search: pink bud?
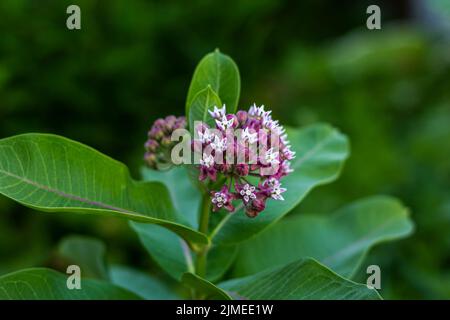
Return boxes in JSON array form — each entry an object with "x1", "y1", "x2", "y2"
[
  {"x1": 161, "y1": 136, "x2": 172, "y2": 147},
  {"x1": 145, "y1": 139, "x2": 159, "y2": 152},
  {"x1": 245, "y1": 197, "x2": 266, "y2": 218},
  {"x1": 236, "y1": 164, "x2": 249, "y2": 176},
  {"x1": 236, "y1": 110, "x2": 248, "y2": 125},
  {"x1": 144, "y1": 152, "x2": 157, "y2": 169},
  {"x1": 154, "y1": 118, "x2": 165, "y2": 127}
]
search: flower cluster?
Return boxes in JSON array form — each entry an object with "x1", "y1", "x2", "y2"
[
  {"x1": 144, "y1": 115, "x2": 186, "y2": 169},
  {"x1": 194, "y1": 104, "x2": 295, "y2": 218}
]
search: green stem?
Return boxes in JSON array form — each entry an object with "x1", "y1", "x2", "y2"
[
  {"x1": 196, "y1": 194, "x2": 211, "y2": 278},
  {"x1": 198, "y1": 194, "x2": 211, "y2": 236}
]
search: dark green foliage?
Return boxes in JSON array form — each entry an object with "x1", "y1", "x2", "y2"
[{"x1": 0, "y1": 0, "x2": 448, "y2": 299}]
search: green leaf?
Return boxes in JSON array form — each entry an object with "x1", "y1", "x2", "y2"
[
  {"x1": 0, "y1": 134, "x2": 208, "y2": 248},
  {"x1": 181, "y1": 272, "x2": 232, "y2": 300},
  {"x1": 186, "y1": 49, "x2": 240, "y2": 120},
  {"x1": 233, "y1": 196, "x2": 414, "y2": 278},
  {"x1": 141, "y1": 166, "x2": 201, "y2": 228},
  {"x1": 0, "y1": 268, "x2": 140, "y2": 300},
  {"x1": 58, "y1": 235, "x2": 108, "y2": 280},
  {"x1": 137, "y1": 166, "x2": 236, "y2": 282},
  {"x1": 219, "y1": 259, "x2": 381, "y2": 300},
  {"x1": 130, "y1": 222, "x2": 195, "y2": 281},
  {"x1": 205, "y1": 245, "x2": 238, "y2": 282},
  {"x1": 188, "y1": 86, "x2": 222, "y2": 133},
  {"x1": 130, "y1": 222, "x2": 237, "y2": 282},
  {"x1": 209, "y1": 123, "x2": 350, "y2": 245},
  {"x1": 109, "y1": 265, "x2": 179, "y2": 300}
]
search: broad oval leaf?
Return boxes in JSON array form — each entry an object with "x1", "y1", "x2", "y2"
[
  {"x1": 0, "y1": 134, "x2": 208, "y2": 247},
  {"x1": 186, "y1": 49, "x2": 240, "y2": 120},
  {"x1": 138, "y1": 166, "x2": 236, "y2": 282},
  {"x1": 209, "y1": 123, "x2": 350, "y2": 245},
  {"x1": 58, "y1": 235, "x2": 108, "y2": 280},
  {"x1": 0, "y1": 268, "x2": 140, "y2": 300},
  {"x1": 206, "y1": 245, "x2": 238, "y2": 282},
  {"x1": 141, "y1": 166, "x2": 201, "y2": 228},
  {"x1": 219, "y1": 259, "x2": 381, "y2": 300},
  {"x1": 233, "y1": 196, "x2": 414, "y2": 278},
  {"x1": 110, "y1": 265, "x2": 179, "y2": 300},
  {"x1": 130, "y1": 222, "x2": 195, "y2": 281},
  {"x1": 58, "y1": 235, "x2": 180, "y2": 299},
  {"x1": 189, "y1": 86, "x2": 222, "y2": 133},
  {"x1": 131, "y1": 222, "x2": 237, "y2": 282}
]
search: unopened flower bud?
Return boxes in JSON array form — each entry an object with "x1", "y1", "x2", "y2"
[
  {"x1": 144, "y1": 115, "x2": 187, "y2": 170},
  {"x1": 161, "y1": 136, "x2": 172, "y2": 147},
  {"x1": 236, "y1": 110, "x2": 248, "y2": 125},
  {"x1": 164, "y1": 115, "x2": 177, "y2": 131},
  {"x1": 149, "y1": 127, "x2": 164, "y2": 139},
  {"x1": 236, "y1": 164, "x2": 249, "y2": 176},
  {"x1": 145, "y1": 139, "x2": 159, "y2": 152},
  {"x1": 245, "y1": 197, "x2": 266, "y2": 218},
  {"x1": 174, "y1": 117, "x2": 187, "y2": 129},
  {"x1": 154, "y1": 118, "x2": 165, "y2": 127},
  {"x1": 144, "y1": 152, "x2": 157, "y2": 169},
  {"x1": 218, "y1": 163, "x2": 233, "y2": 174}
]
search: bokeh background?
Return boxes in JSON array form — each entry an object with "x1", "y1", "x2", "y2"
[{"x1": 1, "y1": 0, "x2": 449, "y2": 299}]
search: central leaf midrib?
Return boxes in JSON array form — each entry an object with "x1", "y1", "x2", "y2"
[
  {"x1": 0, "y1": 168, "x2": 140, "y2": 216},
  {"x1": 202, "y1": 89, "x2": 211, "y2": 123}
]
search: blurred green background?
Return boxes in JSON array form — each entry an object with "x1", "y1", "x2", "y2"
[{"x1": 0, "y1": 0, "x2": 449, "y2": 299}]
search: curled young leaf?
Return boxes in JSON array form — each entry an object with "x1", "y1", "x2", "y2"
[{"x1": 186, "y1": 49, "x2": 240, "y2": 120}]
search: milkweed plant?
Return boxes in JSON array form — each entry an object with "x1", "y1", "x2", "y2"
[{"x1": 0, "y1": 50, "x2": 414, "y2": 300}]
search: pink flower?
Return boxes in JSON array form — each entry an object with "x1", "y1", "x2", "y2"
[
  {"x1": 199, "y1": 166, "x2": 217, "y2": 181},
  {"x1": 216, "y1": 114, "x2": 237, "y2": 131},
  {"x1": 199, "y1": 153, "x2": 217, "y2": 181},
  {"x1": 190, "y1": 103, "x2": 296, "y2": 218},
  {"x1": 241, "y1": 128, "x2": 258, "y2": 144},
  {"x1": 236, "y1": 183, "x2": 257, "y2": 203},
  {"x1": 208, "y1": 105, "x2": 226, "y2": 119},
  {"x1": 198, "y1": 127, "x2": 214, "y2": 144},
  {"x1": 261, "y1": 178, "x2": 287, "y2": 201},
  {"x1": 211, "y1": 186, "x2": 235, "y2": 212},
  {"x1": 235, "y1": 164, "x2": 249, "y2": 176}
]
